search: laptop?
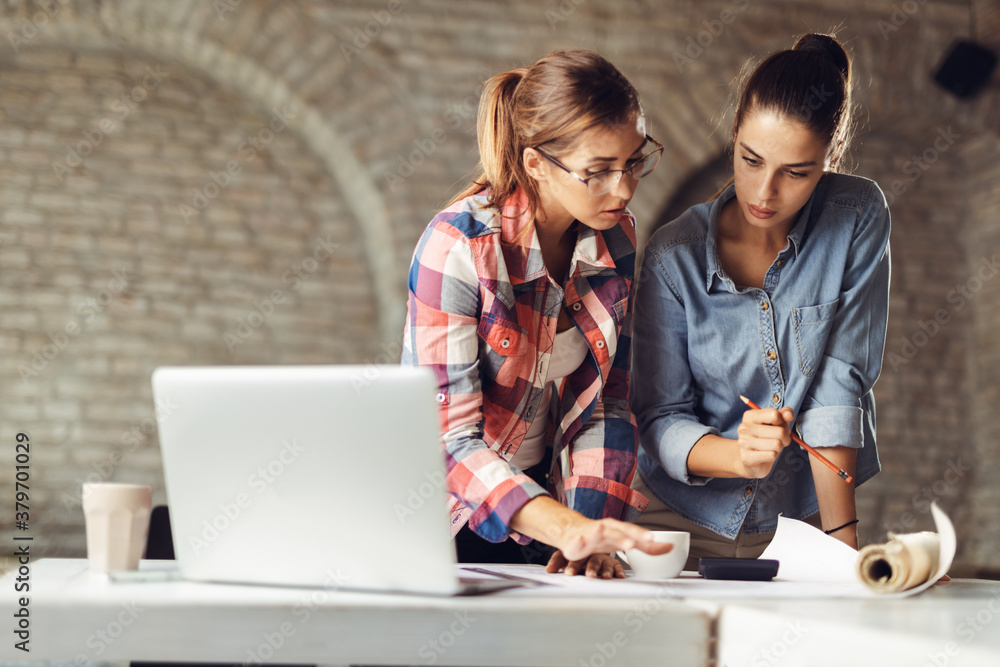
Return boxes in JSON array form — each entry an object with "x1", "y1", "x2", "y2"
[{"x1": 152, "y1": 364, "x2": 530, "y2": 595}]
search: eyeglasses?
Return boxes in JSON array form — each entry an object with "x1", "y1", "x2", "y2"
[{"x1": 535, "y1": 135, "x2": 664, "y2": 196}]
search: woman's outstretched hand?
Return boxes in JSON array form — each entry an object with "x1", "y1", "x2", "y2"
[
  {"x1": 510, "y1": 497, "x2": 672, "y2": 578},
  {"x1": 544, "y1": 516, "x2": 673, "y2": 578}
]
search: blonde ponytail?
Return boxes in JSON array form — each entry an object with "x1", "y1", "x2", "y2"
[
  {"x1": 448, "y1": 50, "x2": 643, "y2": 223},
  {"x1": 450, "y1": 69, "x2": 529, "y2": 210}
]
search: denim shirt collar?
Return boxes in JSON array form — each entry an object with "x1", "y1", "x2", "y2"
[{"x1": 704, "y1": 180, "x2": 821, "y2": 293}]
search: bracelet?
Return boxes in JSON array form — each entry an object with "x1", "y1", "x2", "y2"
[{"x1": 824, "y1": 518, "x2": 859, "y2": 535}]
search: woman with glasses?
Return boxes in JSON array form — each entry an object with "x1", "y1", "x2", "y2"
[
  {"x1": 630, "y1": 33, "x2": 890, "y2": 568},
  {"x1": 402, "y1": 50, "x2": 669, "y2": 578}
]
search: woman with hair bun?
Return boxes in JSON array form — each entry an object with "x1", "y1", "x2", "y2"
[
  {"x1": 631, "y1": 33, "x2": 890, "y2": 567},
  {"x1": 402, "y1": 50, "x2": 671, "y2": 577}
]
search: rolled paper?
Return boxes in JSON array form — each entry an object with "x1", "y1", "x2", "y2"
[{"x1": 856, "y1": 531, "x2": 941, "y2": 593}]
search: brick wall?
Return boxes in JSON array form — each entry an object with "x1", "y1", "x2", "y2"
[
  {"x1": 858, "y1": 122, "x2": 977, "y2": 552},
  {"x1": 0, "y1": 36, "x2": 379, "y2": 553},
  {"x1": 0, "y1": 0, "x2": 997, "y2": 570},
  {"x1": 962, "y1": 136, "x2": 1000, "y2": 567}
]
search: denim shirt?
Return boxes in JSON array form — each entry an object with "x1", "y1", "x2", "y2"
[{"x1": 630, "y1": 173, "x2": 890, "y2": 538}]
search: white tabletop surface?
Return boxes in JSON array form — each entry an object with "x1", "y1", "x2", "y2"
[
  {"x1": 717, "y1": 579, "x2": 1000, "y2": 667},
  {"x1": 0, "y1": 558, "x2": 713, "y2": 666},
  {"x1": 5, "y1": 558, "x2": 1000, "y2": 666}
]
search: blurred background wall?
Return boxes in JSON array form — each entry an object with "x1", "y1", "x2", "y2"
[{"x1": 0, "y1": 0, "x2": 998, "y2": 574}]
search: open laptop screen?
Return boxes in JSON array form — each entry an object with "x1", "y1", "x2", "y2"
[{"x1": 153, "y1": 364, "x2": 467, "y2": 595}]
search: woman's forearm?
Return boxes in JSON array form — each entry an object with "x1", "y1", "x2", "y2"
[
  {"x1": 509, "y1": 495, "x2": 589, "y2": 551},
  {"x1": 686, "y1": 434, "x2": 743, "y2": 478},
  {"x1": 810, "y1": 445, "x2": 859, "y2": 548}
]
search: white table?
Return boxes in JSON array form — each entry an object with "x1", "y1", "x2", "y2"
[
  {"x1": 717, "y1": 579, "x2": 1000, "y2": 667},
  {"x1": 6, "y1": 560, "x2": 1000, "y2": 667},
  {"x1": 0, "y1": 559, "x2": 713, "y2": 666}
]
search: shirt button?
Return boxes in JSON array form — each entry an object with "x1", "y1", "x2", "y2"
[
  {"x1": 772, "y1": 393, "x2": 780, "y2": 404},
  {"x1": 596, "y1": 340, "x2": 605, "y2": 349},
  {"x1": 776, "y1": 260, "x2": 784, "y2": 267},
  {"x1": 500, "y1": 338, "x2": 510, "y2": 349},
  {"x1": 436, "y1": 392, "x2": 446, "y2": 403},
  {"x1": 572, "y1": 302, "x2": 582, "y2": 311},
  {"x1": 767, "y1": 349, "x2": 777, "y2": 361},
  {"x1": 744, "y1": 485, "x2": 753, "y2": 497},
  {"x1": 761, "y1": 301, "x2": 769, "y2": 311}
]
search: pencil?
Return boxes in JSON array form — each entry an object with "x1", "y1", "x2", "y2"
[{"x1": 738, "y1": 395, "x2": 853, "y2": 484}]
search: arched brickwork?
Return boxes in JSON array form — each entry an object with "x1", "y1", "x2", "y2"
[{"x1": 0, "y1": 0, "x2": 998, "y2": 569}]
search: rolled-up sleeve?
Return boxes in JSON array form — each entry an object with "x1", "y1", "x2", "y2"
[
  {"x1": 401, "y1": 218, "x2": 547, "y2": 543},
  {"x1": 798, "y1": 185, "x2": 891, "y2": 448}
]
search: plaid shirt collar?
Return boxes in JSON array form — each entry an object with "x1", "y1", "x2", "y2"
[{"x1": 496, "y1": 188, "x2": 621, "y2": 285}]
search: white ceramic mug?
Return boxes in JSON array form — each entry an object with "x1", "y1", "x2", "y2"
[
  {"x1": 82, "y1": 483, "x2": 152, "y2": 573},
  {"x1": 617, "y1": 531, "x2": 690, "y2": 579}
]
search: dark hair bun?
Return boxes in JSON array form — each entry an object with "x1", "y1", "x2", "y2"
[{"x1": 793, "y1": 33, "x2": 849, "y2": 80}]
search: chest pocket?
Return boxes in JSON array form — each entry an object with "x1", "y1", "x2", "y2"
[
  {"x1": 477, "y1": 312, "x2": 527, "y2": 386},
  {"x1": 479, "y1": 317, "x2": 525, "y2": 355},
  {"x1": 610, "y1": 296, "x2": 629, "y2": 323},
  {"x1": 792, "y1": 299, "x2": 839, "y2": 377}
]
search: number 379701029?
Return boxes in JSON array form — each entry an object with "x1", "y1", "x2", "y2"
[{"x1": 15, "y1": 432, "x2": 30, "y2": 523}]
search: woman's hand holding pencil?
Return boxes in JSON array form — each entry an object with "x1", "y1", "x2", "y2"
[
  {"x1": 733, "y1": 398, "x2": 797, "y2": 479},
  {"x1": 739, "y1": 395, "x2": 854, "y2": 484}
]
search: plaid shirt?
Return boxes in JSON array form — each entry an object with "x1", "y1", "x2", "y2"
[{"x1": 402, "y1": 189, "x2": 648, "y2": 544}]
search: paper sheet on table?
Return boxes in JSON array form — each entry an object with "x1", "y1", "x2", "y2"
[
  {"x1": 759, "y1": 514, "x2": 861, "y2": 584},
  {"x1": 461, "y1": 565, "x2": 869, "y2": 599},
  {"x1": 466, "y1": 504, "x2": 955, "y2": 599},
  {"x1": 760, "y1": 501, "x2": 956, "y2": 598}
]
